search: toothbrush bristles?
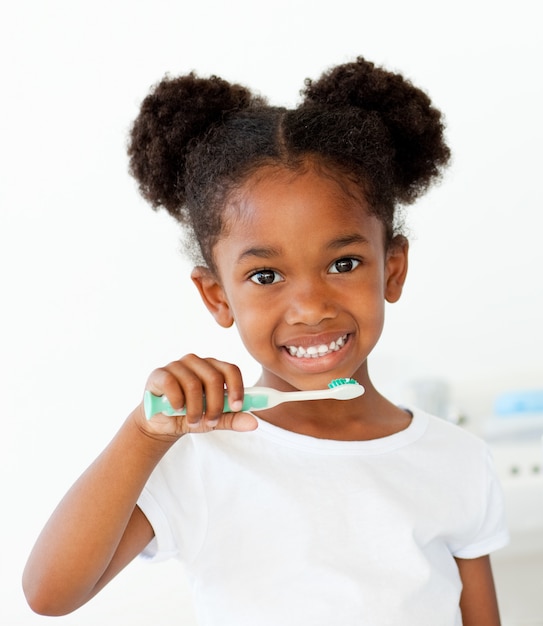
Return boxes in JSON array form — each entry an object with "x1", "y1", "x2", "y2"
[{"x1": 328, "y1": 378, "x2": 359, "y2": 388}]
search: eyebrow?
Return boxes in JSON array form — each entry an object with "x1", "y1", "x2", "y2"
[
  {"x1": 237, "y1": 246, "x2": 282, "y2": 263},
  {"x1": 326, "y1": 233, "x2": 370, "y2": 249},
  {"x1": 236, "y1": 234, "x2": 369, "y2": 264}
]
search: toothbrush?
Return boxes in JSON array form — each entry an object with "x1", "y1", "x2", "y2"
[{"x1": 144, "y1": 378, "x2": 364, "y2": 420}]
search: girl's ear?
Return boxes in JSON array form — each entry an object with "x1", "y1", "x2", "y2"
[
  {"x1": 191, "y1": 266, "x2": 234, "y2": 328},
  {"x1": 384, "y1": 236, "x2": 409, "y2": 303}
]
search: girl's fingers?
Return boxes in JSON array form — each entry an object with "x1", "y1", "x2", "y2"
[
  {"x1": 145, "y1": 355, "x2": 248, "y2": 434},
  {"x1": 171, "y1": 355, "x2": 242, "y2": 424},
  {"x1": 202, "y1": 358, "x2": 244, "y2": 414},
  {"x1": 146, "y1": 361, "x2": 202, "y2": 417}
]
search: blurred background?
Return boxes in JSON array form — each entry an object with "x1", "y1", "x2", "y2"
[{"x1": 1, "y1": 0, "x2": 541, "y2": 624}]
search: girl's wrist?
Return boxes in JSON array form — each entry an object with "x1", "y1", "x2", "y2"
[{"x1": 126, "y1": 406, "x2": 181, "y2": 460}]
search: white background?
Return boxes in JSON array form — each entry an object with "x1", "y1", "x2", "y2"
[{"x1": 1, "y1": 0, "x2": 541, "y2": 624}]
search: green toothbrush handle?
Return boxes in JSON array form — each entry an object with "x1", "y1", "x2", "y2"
[{"x1": 143, "y1": 390, "x2": 268, "y2": 420}]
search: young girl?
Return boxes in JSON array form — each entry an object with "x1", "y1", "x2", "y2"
[{"x1": 23, "y1": 57, "x2": 509, "y2": 625}]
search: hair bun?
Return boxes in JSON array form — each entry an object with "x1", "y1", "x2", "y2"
[
  {"x1": 301, "y1": 56, "x2": 450, "y2": 203},
  {"x1": 128, "y1": 73, "x2": 260, "y2": 218}
]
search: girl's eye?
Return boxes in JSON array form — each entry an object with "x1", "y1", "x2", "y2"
[
  {"x1": 329, "y1": 258, "x2": 360, "y2": 274},
  {"x1": 249, "y1": 269, "x2": 283, "y2": 285}
]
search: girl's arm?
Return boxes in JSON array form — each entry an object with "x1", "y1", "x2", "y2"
[
  {"x1": 456, "y1": 555, "x2": 501, "y2": 626},
  {"x1": 23, "y1": 409, "x2": 172, "y2": 615},
  {"x1": 23, "y1": 355, "x2": 257, "y2": 616}
]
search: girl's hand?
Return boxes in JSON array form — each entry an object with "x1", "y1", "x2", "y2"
[{"x1": 136, "y1": 354, "x2": 258, "y2": 439}]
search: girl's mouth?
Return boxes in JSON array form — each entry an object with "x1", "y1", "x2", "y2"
[{"x1": 285, "y1": 334, "x2": 348, "y2": 359}]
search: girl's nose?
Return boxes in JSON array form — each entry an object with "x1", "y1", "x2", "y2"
[{"x1": 284, "y1": 281, "x2": 338, "y2": 326}]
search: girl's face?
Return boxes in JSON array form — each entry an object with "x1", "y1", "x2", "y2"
[{"x1": 192, "y1": 165, "x2": 408, "y2": 392}]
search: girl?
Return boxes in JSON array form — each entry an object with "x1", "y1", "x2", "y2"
[{"x1": 23, "y1": 57, "x2": 508, "y2": 625}]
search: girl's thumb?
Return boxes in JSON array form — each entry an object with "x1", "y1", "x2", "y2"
[{"x1": 220, "y1": 412, "x2": 258, "y2": 432}]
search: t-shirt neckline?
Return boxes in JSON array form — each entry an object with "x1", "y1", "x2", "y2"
[{"x1": 249, "y1": 409, "x2": 429, "y2": 455}]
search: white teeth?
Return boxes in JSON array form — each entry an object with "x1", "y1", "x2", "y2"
[{"x1": 286, "y1": 335, "x2": 347, "y2": 358}]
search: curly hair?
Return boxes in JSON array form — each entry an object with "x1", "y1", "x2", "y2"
[{"x1": 127, "y1": 57, "x2": 450, "y2": 269}]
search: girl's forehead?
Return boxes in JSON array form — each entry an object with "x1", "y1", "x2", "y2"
[
  {"x1": 225, "y1": 164, "x2": 372, "y2": 227},
  {"x1": 217, "y1": 164, "x2": 386, "y2": 257}
]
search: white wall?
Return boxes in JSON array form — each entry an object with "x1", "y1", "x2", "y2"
[{"x1": 1, "y1": 1, "x2": 541, "y2": 623}]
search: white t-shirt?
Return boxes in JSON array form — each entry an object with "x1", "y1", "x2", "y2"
[{"x1": 137, "y1": 409, "x2": 509, "y2": 626}]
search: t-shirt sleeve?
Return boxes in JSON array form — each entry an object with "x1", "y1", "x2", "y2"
[
  {"x1": 136, "y1": 435, "x2": 208, "y2": 563},
  {"x1": 137, "y1": 488, "x2": 179, "y2": 561},
  {"x1": 451, "y1": 446, "x2": 509, "y2": 559}
]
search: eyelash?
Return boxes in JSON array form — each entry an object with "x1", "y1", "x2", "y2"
[
  {"x1": 248, "y1": 258, "x2": 361, "y2": 285},
  {"x1": 249, "y1": 269, "x2": 283, "y2": 285},
  {"x1": 328, "y1": 257, "x2": 361, "y2": 274}
]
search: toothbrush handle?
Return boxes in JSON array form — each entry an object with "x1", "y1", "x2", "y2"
[{"x1": 143, "y1": 390, "x2": 268, "y2": 420}]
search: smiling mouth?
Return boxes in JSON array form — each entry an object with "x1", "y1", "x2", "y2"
[{"x1": 285, "y1": 334, "x2": 348, "y2": 359}]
